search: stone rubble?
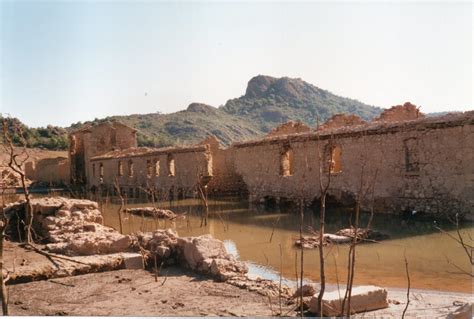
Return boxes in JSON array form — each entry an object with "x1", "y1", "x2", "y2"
[
  {"x1": 4, "y1": 197, "x2": 134, "y2": 256},
  {"x1": 136, "y1": 230, "x2": 248, "y2": 282},
  {"x1": 124, "y1": 207, "x2": 178, "y2": 219}
]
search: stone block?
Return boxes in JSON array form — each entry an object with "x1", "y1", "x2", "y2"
[
  {"x1": 122, "y1": 253, "x2": 144, "y2": 270},
  {"x1": 309, "y1": 285, "x2": 388, "y2": 316}
]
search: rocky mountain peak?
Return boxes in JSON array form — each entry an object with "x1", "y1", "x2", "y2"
[
  {"x1": 186, "y1": 103, "x2": 216, "y2": 114},
  {"x1": 244, "y1": 75, "x2": 277, "y2": 98}
]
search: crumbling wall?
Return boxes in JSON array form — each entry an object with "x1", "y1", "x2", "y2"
[
  {"x1": 266, "y1": 121, "x2": 310, "y2": 137},
  {"x1": 27, "y1": 157, "x2": 70, "y2": 185},
  {"x1": 375, "y1": 102, "x2": 424, "y2": 122},
  {"x1": 233, "y1": 113, "x2": 474, "y2": 219},
  {"x1": 317, "y1": 114, "x2": 367, "y2": 131}
]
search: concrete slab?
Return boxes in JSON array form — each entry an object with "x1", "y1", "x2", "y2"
[{"x1": 309, "y1": 285, "x2": 388, "y2": 316}]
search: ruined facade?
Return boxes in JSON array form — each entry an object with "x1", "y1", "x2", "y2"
[
  {"x1": 232, "y1": 110, "x2": 474, "y2": 219},
  {"x1": 68, "y1": 104, "x2": 474, "y2": 220},
  {"x1": 88, "y1": 145, "x2": 213, "y2": 199}
]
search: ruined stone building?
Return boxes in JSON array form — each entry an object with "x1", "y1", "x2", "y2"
[
  {"x1": 66, "y1": 104, "x2": 473, "y2": 220},
  {"x1": 69, "y1": 121, "x2": 137, "y2": 184}
]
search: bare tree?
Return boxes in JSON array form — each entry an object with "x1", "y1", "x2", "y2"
[
  {"x1": 435, "y1": 213, "x2": 473, "y2": 278},
  {"x1": 402, "y1": 250, "x2": 410, "y2": 319},
  {"x1": 0, "y1": 208, "x2": 8, "y2": 315},
  {"x1": 113, "y1": 177, "x2": 124, "y2": 234},
  {"x1": 2, "y1": 117, "x2": 33, "y2": 243},
  {"x1": 315, "y1": 132, "x2": 333, "y2": 317}
]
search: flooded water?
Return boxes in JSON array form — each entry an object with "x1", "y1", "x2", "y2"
[{"x1": 97, "y1": 197, "x2": 473, "y2": 293}]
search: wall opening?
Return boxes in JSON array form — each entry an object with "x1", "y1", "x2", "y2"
[
  {"x1": 167, "y1": 154, "x2": 175, "y2": 177},
  {"x1": 280, "y1": 146, "x2": 294, "y2": 176},
  {"x1": 146, "y1": 159, "x2": 152, "y2": 177},
  {"x1": 118, "y1": 161, "x2": 123, "y2": 176},
  {"x1": 404, "y1": 138, "x2": 420, "y2": 173},
  {"x1": 99, "y1": 163, "x2": 104, "y2": 178},
  {"x1": 92, "y1": 164, "x2": 96, "y2": 178},
  {"x1": 330, "y1": 145, "x2": 342, "y2": 174},
  {"x1": 154, "y1": 159, "x2": 160, "y2": 176},
  {"x1": 128, "y1": 159, "x2": 134, "y2": 177}
]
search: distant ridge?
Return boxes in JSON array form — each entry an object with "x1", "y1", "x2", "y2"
[
  {"x1": 68, "y1": 75, "x2": 383, "y2": 147},
  {"x1": 5, "y1": 75, "x2": 384, "y2": 149}
]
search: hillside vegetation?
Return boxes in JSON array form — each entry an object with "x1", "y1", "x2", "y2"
[
  {"x1": 7, "y1": 75, "x2": 383, "y2": 149},
  {"x1": 0, "y1": 116, "x2": 68, "y2": 150}
]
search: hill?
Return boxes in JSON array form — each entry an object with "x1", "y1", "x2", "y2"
[
  {"x1": 0, "y1": 116, "x2": 69, "y2": 150},
  {"x1": 69, "y1": 75, "x2": 382, "y2": 147}
]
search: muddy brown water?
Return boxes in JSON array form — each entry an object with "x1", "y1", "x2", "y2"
[{"x1": 95, "y1": 197, "x2": 473, "y2": 294}]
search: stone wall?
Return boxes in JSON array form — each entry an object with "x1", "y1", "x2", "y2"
[
  {"x1": 232, "y1": 112, "x2": 474, "y2": 219},
  {"x1": 201, "y1": 136, "x2": 247, "y2": 196},
  {"x1": 25, "y1": 157, "x2": 70, "y2": 185},
  {"x1": 89, "y1": 145, "x2": 212, "y2": 200}
]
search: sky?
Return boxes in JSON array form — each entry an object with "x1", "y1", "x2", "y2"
[{"x1": 1, "y1": 1, "x2": 472, "y2": 128}]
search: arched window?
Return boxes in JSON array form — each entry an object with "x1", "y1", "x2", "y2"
[
  {"x1": 146, "y1": 159, "x2": 152, "y2": 177},
  {"x1": 167, "y1": 154, "x2": 175, "y2": 176},
  {"x1": 154, "y1": 159, "x2": 160, "y2": 176},
  {"x1": 280, "y1": 146, "x2": 294, "y2": 176},
  {"x1": 128, "y1": 159, "x2": 134, "y2": 177},
  {"x1": 330, "y1": 146, "x2": 342, "y2": 174},
  {"x1": 118, "y1": 161, "x2": 123, "y2": 176}
]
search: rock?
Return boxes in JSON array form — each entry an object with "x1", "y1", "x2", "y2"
[
  {"x1": 124, "y1": 207, "x2": 178, "y2": 219},
  {"x1": 324, "y1": 233, "x2": 352, "y2": 244},
  {"x1": 309, "y1": 286, "x2": 388, "y2": 316},
  {"x1": 210, "y1": 258, "x2": 248, "y2": 281},
  {"x1": 182, "y1": 235, "x2": 227, "y2": 269},
  {"x1": 335, "y1": 228, "x2": 390, "y2": 242},
  {"x1": 292, "y1": 284, "x2": 317, "y2": 299},
  {"x1": 447, "y1": 303, "x2": 473, "y2": 319}
]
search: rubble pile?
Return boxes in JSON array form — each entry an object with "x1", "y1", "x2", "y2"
[
  {"x1": 4, "y1": 197, "x2": 134, "y2": 256},
  {"x1": 137, "y1": 231, "x2": 248, "y2": 282},
  {"x1": 124, "y1": 207, "x2": 178, "y2": 219},
  {"x1": 135, "y1": 229, "x2": 180, "y2": 262}
]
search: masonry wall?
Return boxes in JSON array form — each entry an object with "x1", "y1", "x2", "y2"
[
  {"x1": 89, "y1": 147, "x2": 212, "y2": 200},
  {"x1": 204, "y1": 137, "x2": 247, "y2": 196},
  {"x1": 34, "y1": 157, "x2": 70, "y2": 185},
  {"x1": 233, "y1": 122, "x2": 474, "y2": 219}
]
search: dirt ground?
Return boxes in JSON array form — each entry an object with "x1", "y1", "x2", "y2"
[
  {"x1": 3, "y1": 239, "x2": 473, "y2": 317},
  {"x1": 7, "y1": 268, "x2": 295, "y2": 317},
  {"x1": 6, "y1": 266, "x2": 472, "y2": 317}
]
